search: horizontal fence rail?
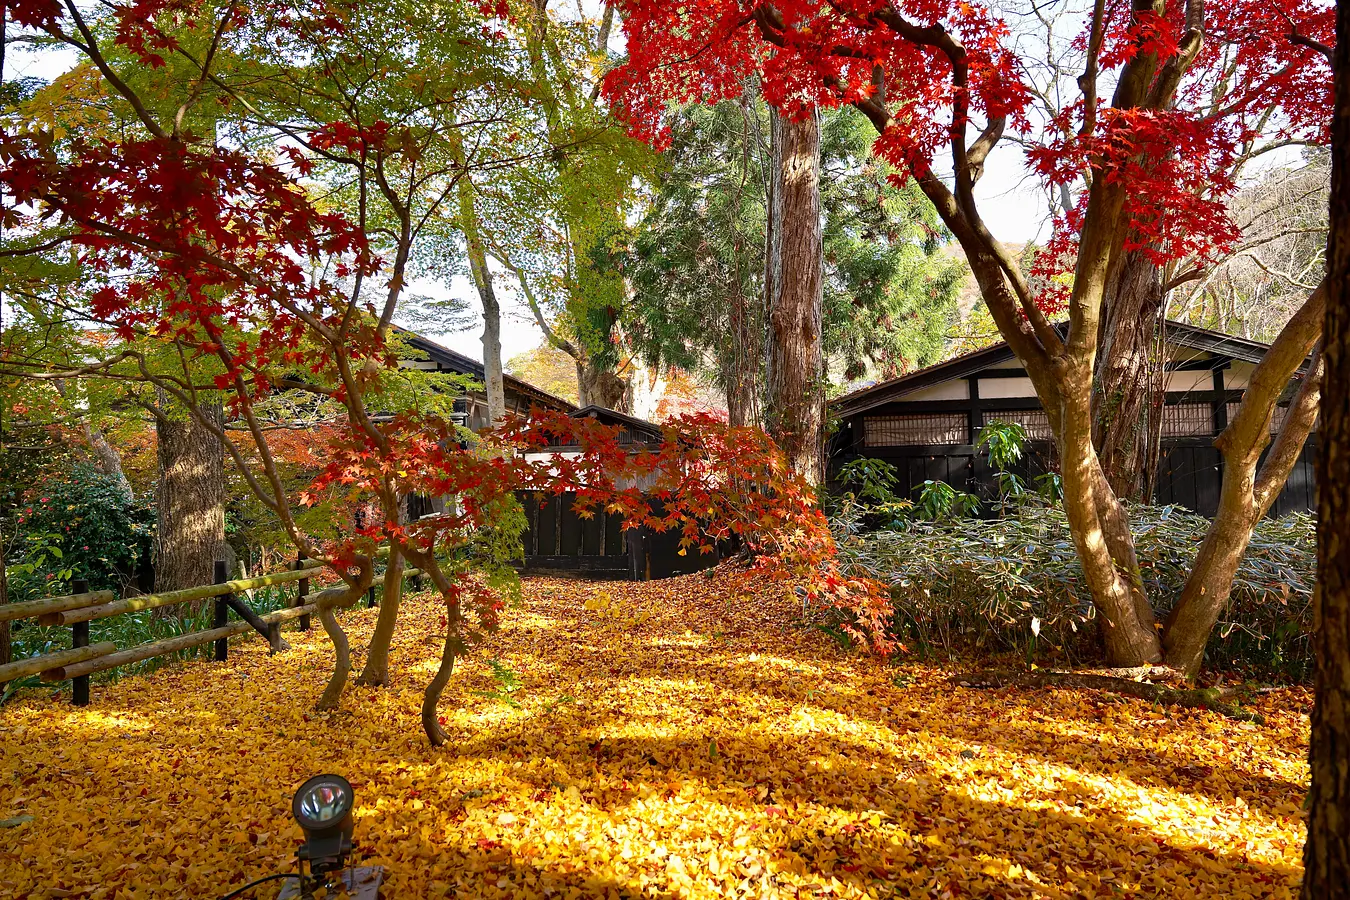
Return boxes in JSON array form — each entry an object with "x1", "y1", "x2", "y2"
[{"x1": 0, "y1": 548, "x2": 413, "y2": 706}]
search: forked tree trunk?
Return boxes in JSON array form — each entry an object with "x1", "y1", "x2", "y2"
[
  {"x1": 1055, "y1": 357, "x2": 1164, "y2": 666},
  {"x1": 1093, "y1": 250, "x2": 1165, "y2": 501},
  {"x1": 154, "y1": 393, "x2": 226, "y2": 596},
  {"x1": 1163, "y1": 284, "x2": 1326, "y2": 676},
  {"x1": 1301, "y1": 4, "x2": 1349, "y2": 890},
  {"x1": 764, "y1": 107, "x2": 824, "y2": 484}
]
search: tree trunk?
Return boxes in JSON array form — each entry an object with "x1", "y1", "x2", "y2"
[
  {"x1": 0, "y1": 532, "x2": 9, "y2": 667},
  {"x1": 356, "y1": 546, "x2": 404, "y2": 687},
  {"x1": 52, "y1": 380, "x2": 132, "y2": 498},
  {"x1": 725, "y1": 268, "x2": 762, "y2": 428},
  {"x1": 1163, "y1": 283, "x2": 1325, "y2": 677},
  {"x1": 1056, "y1": 358, "x2": 1164, "y2": 666},
  {"x1": 460, "y1": 181, "x2": 506, "y2": 425},
  {"x1": 154, "y1": 393, "x2": 226, "y2": 596},
  {"x1": 1301, "y1": 1, "x2": 1350, "y2": 890},
  {"x1": 577, "y1": 360, "x2": 628, "y2": 410},
  {"x1": 1093, "y1": 250, "x2": 1165, "y2": 501},
  {"x1": 764, "y1": 107, "x2": 824, "y2": 484}
]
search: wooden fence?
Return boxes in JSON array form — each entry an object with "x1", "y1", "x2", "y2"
[{"x1": 0, "y1": 551, "x2": 417, "y2": 707}]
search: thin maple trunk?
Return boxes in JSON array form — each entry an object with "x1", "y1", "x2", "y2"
[
  {"x1": 1163, "y1": 283, "x2": 1326, "y2": 677},
  {"x1": 357, "y1": 546, "x2": 405, "y2": 687},
  {"x1": 0, "y1": 531, "x2": 9, "y2": 668},
  {"x1": 764, "y1": 107, "x2": 824, "y2": 484},
  {"x1": 1304, "y1": 3, "x2": 1350, "y2": 882},
  {"x1": 1093, "y1": 250, "x2": 1165, "y2": 501},
  {"x1": 726, "y1": 275, "x2": 760, "y2": 428},
  {"x1": 54, "y1": 380, "x2": 132, "y2": 497},
  {"x1": 153, "y1": 391, "x2": 226, "y2": 600},
  {"x1": 459, "y1": 181, "x2": 506, "y2": 425},
  {"x1": 315, "y1": 603, "x2": 351, "y2": 709}
]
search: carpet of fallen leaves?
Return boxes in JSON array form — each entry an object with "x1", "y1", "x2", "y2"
[{"x1": 0, "y1": 569, "x2": 1312, "y2": 899}]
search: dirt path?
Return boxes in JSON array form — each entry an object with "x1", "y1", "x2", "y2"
[{"x1": 0, "y1": 571, "x2": 1311, "y2": 898}]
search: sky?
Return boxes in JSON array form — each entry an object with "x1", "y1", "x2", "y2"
[{"x1": 1, "y1": 12, "x2": 1062, "y2": 369}]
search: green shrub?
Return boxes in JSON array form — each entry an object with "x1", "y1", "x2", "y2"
[
  {"x1": 835, "y1": 505, "x2": 1315, "y2": 681},
  {"x1": 4, "y1": 465, "x2": 154, "y2": 601}
]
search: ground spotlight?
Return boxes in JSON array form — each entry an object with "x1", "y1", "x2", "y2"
[
  {"x1": 292, "y1": 774, "x2": 355, "y2": 875},
  {"x1": 275, "y1": 774, "x2": 382, "y2": 899}
]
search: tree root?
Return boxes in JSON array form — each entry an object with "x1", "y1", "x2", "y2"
[{"x1": 951, "y1": 669, "x2": 1265, "y2": 724}]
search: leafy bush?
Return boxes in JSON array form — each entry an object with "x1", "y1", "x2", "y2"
[
  {"x1": 4, "y1": 465, "x2": 154, "y2": 601},
  {"x1": 835, "y1": 505, "x2": 1315, "y2": 681}
]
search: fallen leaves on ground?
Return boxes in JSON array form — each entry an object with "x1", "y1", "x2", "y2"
[{"x1": 0, "y1": 570, "x2": 1310, "y2": 899}]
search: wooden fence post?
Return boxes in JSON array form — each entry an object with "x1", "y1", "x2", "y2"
[
  {"x1": 213, "y1": 561, "x2": 229, "y2": 662},
  {"x1": 295, "y1": 553, "x2": 311, "y2": 631},
  {"x1": 71, "y1": 578, "x2": 90, "y2": 707}
]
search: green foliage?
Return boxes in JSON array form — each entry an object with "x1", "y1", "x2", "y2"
[
  {"x1": 976, "y1": 419, "x2": 1032, "y2": 511},
  {"x1": 473, "y1": 658, "x2": 525, "y2": 707},
  {"x1": 975, "y1": 419, "x2": 1028, "y2": 472},
  {"x1": 3, "y1": 465, "x2": 154, "y2": 602},
  {"x1": 625, "y1": 93, "x2": 963, "y2": 403},
  {"x1": 819, "y1": 109, "x2": 964, "y2": 380},
  {"x1": 914, "y1": 480, "x2": 980, "y2": 520},
  {"x1": 837, "y1": 506, "x2": 1316, "y2": 681},
  {"x1": 838, "y1": 457, "x2": 900, "y2": 505}
]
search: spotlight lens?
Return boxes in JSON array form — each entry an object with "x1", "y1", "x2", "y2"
[
  {"x1": 299, "y1": 783, "x2": 349, "y2": 823},
  {"x1": 292, "y1": 774, "x2": 354, "y2": 830}
]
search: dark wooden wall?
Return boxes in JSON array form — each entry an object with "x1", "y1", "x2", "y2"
[
  {"x1": 1154, "y1": 438, "x2": 1318, "y2": 518},
  {"x1": 516, "y1": 492, "x2": 723, "y2": 580},
  {"x1": 833, "y1": 437, "x2": 1317, "y2": 519}
]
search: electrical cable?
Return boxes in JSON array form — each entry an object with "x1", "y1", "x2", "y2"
[{"x1": 215, "y1": 871, "x2": 297, "y2": 900}]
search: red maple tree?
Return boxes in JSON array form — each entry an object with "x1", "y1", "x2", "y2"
[{"x1": 605, "y1": 0, "x2": 1332, "y2": 675}]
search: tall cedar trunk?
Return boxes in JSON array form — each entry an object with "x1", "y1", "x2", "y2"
[
  {"x1": 460, "y1": 181, "x2": 506, "y2": 424},
  {"x1": 577, "y1": 360, "x2": 628, "y2": 410},
  {"x1": 154, "y1": 394, "x2": 226, "y2": 596},
  {"x1": 764, "y1": 107, "x2": 824, "y2": 484},
  {"x1": 1302, "y1": 0, "x2": 1350, "y2": 890},
  {"x1": 1093, "y1": 250, "x2": 1165, "y2": 500}
]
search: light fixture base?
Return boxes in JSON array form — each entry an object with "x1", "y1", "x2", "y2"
[{"x1": 277, "y1": 865, "x2": 384, "y2": 900}]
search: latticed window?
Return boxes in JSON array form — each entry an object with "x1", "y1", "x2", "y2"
[
  {"x1": 1225, "y1": 402, "x2": 1306, "y2": 434},
  {"x1": 982, "y1": 409, "x2": 1053, "y2": 441},
  {"x1": 864, "y1": 413, "x2": 968, "y2": 447},
  {"x1": 1162, "y1": 403, "x2": 1215, "y2": 437}
]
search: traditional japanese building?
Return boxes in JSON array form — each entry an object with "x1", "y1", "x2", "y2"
[{"x1": 828, "y1": 321, "x2": 1317, "y2": 517}]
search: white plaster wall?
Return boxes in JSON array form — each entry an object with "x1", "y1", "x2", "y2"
[
  {"x1": 1166, "y1": 369, "x2": 1214, "y2": 394},
  {"x1": 896, "y1": 380, "x2": 969, "y2": 401},
  {"x1": 1224, "y1": 361, "x2": 1255, "y2": 390},
  {"x1": 978, "y1": 377, "x2": 1039, "y2": 399}
]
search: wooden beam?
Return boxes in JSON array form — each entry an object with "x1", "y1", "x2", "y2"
[
  {"x1": 0, "y1": 641, "x2": 116, "y2": 684},
  {"x1": 0, "y1": 589, "x2": 115, "y2": 623}
]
